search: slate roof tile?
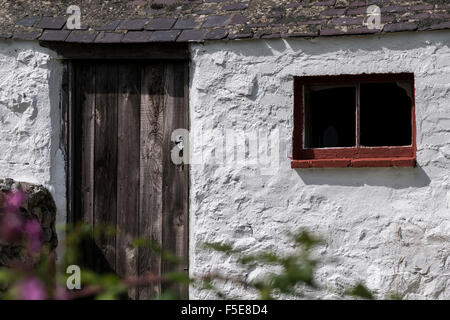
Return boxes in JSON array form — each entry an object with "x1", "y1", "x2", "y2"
[
  {"x1": 3, "y1": 0, "x2": 450, "y2": 43},
  {"x1": 344, "y1": 26, "x2": 380, "y2": 35},
  {"x1": 315, "y1": 0, "x2": 337, "y2": 5},
  {"x1": 145, "y1": 18, "x2": 177, "y2": 30},
  {"x1": 434, "y1": 21, "x2": 450, "y2": 30},
  {"x1": 408, "y1": 12, "x2": 430, "y2": 20},
  {"x1": 299, "y1": 19, "x2": 328, "y2": 25},
  {"x1": 177, "y1": 29, "x2": 207, "y2": 42},
  {"x1": 150, "y1": 30, "x2": 181, "y2": 41},
  {"x1": 122, "y1": 30, "x2": 153, "y2": 42},
  {"x1": 382, "y1": 5, "x2": 408, "y2": 13},
  {"x1": 173, "y1": 18, "x2": 202, "y2": 29},
  {"x1": 66, "y1": 31, "x2": 98, "y2": 43},
  {"x1": 347, "y1": 7, "x2": 369, "y2": 15},
  {"x1": 117, "y1": 19, "x2": 148, "y2": 30},
  {"x1": 35, "y1": 17, "x2": 66, "y2": 30},
  {"x1": 39, "y1": 29, "x2": 70, "y2": 41},
  {"x1": 229, "y1": 14, "x2": 248, "y2": 25},
  {"x1": 320, "y1": 28, "x2": 348, "y2": 36},
  {"x1": 202, "y1": 15, "x2": 231, "y2": 28},
  {"x1": 419, "y1": 21, "x2": 450, "y2": 31},
  {"x1": 195, "y1": 9, "x2": 217, "y2": 15},
  {"x1": 95, "y1": 21, "x2": 121, "y2": 31},
  {"x1": 16, "y1": 16, "x2": 41, "y2": 28},
  {"x1": 261, "y1": 32, "x2": 281, "y2": 39},
  {"x1": 281, "y1": 30, "x2": 319, "y2": 38},
  {"x1": 330, "y1": 17, "x2": 365, "y2": 25},
  {"x1": 205, "y1": 28, "x2": 229, "y2": 40},
  {"x1": 320, "y1": 8, "x2": 347, "y2": 16},
  {"x1": 95, "y1": 32, "x2": 125, "y2": 43},
  {"x1": 12, "y1": 30, "x2": 42, "y2": 40},
  {"x1": 383, "y1": 22, "x2": 418, "y2": 32},
  {"x1": 411, "y1": 4, "x2": 434, "y2": 11},
  {"x1": 223, "y1": 3, "x2": 249, "y2": 11},
  {"x1": 228, "y1": 32, "x2": 253, "y2": 39}
]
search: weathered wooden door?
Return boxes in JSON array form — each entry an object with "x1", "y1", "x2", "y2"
[{"x1": 70, "y1": 60, "x2": 189, "y2": 299}]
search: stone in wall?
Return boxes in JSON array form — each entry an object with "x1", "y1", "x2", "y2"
[{"x1": 0, "y1": 178, "x2": 58, "y2": 267}]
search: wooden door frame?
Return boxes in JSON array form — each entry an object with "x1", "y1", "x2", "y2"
[{"x1": 58, "y1": 43, "x2": 190, "y2": 298}]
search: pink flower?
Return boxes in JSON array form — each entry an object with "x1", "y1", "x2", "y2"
[
  {"x1": 4, "y1": 189, "x2": 26, "y2": 213},
  {"x1": 17, "y1": 277, "x2": 47, "y2": 300},
  {"x1": 0, "y1": 211, "x2": 24, "y2": 243},
  {"x1": 0, "y1": 189, "x2": 42, "y2": 254},
  {"x1": 0, "y1": 189, "x2": 27, "y2": 242},
  {"x1": 24, "y1": 219, "x2": 43, "y2": 255}
]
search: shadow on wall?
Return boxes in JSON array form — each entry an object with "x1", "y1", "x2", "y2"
[
  {"x1": 222, "y1": 30, "x2": 450, "y2": 59},
  {"x1": 47, "y1": 56, "x2": 67, "y2": 261},
  {"x1": 294, "y1": 166, "x2": 431, "y2": 189}
]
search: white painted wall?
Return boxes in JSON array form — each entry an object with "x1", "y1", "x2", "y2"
[
  {"x1": 189, "y1": 31, "x2": 450, "y2": 299},
  {"x1": 0, "y1": 41, "x2": 65, "y2": 245},
  {"x1": 1, "y1": 31, "x2": 449, "y2": 300}
]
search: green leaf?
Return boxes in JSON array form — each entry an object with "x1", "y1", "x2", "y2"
[
  {"x1": 291, "y1": 230, "x2": 322, "y2": 250},
  {"x1": 164, "y1": 272, "x2": 191, "y2": 285},
  {"x1": 203, "y1": 242, "x2": 234, "y2": 253},
  {"x1": 388, "y1": 293, "x2": 403, "y2": 300},
  {"x1": 0, "y1": 269, "x2": 14, "y2": 285},
  {"x1": 346, "y1": 283, "x2": 374, "y2": 300},
  {"x1": 95, "y1": 287, "x2": 126, "y2": 300},
  {"x1": 157, "y1": 291, "x2": 179, "y2": 300}
]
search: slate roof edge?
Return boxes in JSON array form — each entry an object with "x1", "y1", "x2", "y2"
[
  {"x1": 4, "y1": 1, "x2": 450, "y2": 44},
  {"x1": 0, "y1": 26, "x2": 443, "y2": 44}
]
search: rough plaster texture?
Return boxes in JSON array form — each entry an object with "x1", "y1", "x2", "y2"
[
  {"x1": 0, "y1": 40, "x2": 65, "y2": 252},
  {"x1": 1, "y1": 31, "x2": 450, "y2": 300},
  {"x1": 189, "y1": 31, "x2": 450, "y2": 299}
]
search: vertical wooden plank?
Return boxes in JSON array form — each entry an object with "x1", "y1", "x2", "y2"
[
  {"x1": 63, "y1": 61, "x2": 74, "y2": 226},
  {"x1": 72, "y1": 63, "x2": 82, "y2": 226},
  {"x1": 80, "y1": 65, "x2": 95, "y2": 228},
  {"x1": 94, "y1": 63, "x2": 118, "y2": 273},
  {"x1": 182, "y1": 61, "x2": 190, "y2": 300},
  {"x1": 70, "y1": 59, "x2": 190, "y2": 299},
  {"x1": 161, "y1": 62, "x2": 189, "y2": 298},
  {"x1": 76, "y1": 62, "x2": 96, "y2": 269},
  {"x1": 116, "y1": 63, "x2": 140, "y2": 299},
  {"x1": 138, "y1": 63, "x2": 165, "y2": 299}
]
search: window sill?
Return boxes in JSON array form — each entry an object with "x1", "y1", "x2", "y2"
[{"x1": 291, "y1": 157, "x2": 416, "y2": 168}]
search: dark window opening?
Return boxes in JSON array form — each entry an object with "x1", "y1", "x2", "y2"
[
  {"x1": 304, "y1": 86, "x2": 356, "y2": 148},
  {"x1": 360, "y1": 82, "x2": 412, "y2": 147},
  {"x1": 292, "y1": 73, "x2": 416, "y2": 168},
  {"x1": 303, "y1": 80, "x2": 413, "y2": 149}
]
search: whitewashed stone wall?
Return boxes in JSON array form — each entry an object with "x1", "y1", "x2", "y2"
[
  {"x1": 0, "y1": 41, "x2": 65, "y2": 239},
  {"x1": 189, "y1": 30, "x2": 450, "y2": 299},
  {"x1": 1, "y1": 31, "x2": 449, "y2": 300}
]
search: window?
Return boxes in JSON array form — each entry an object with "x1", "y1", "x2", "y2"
[{"x1": 292, "y1": 73, "x2": 416, "y2": 168}]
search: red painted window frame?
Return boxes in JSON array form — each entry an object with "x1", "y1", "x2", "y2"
[{"x1": 292, "y1": 73, "x2": 417, "y2": 168}]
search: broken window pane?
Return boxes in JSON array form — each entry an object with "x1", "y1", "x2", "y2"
[
  {"x1": 359, "y1": 82, "x2": 412, "y2": 147},
  {"x1": 304, "y1": 85, "x2": 356, "y2": 148}
]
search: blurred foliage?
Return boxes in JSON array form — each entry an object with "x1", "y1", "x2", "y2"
[
  {"x1": 0, "y1": 222, "x2": 394, "y2": 300},
  {"x1": 0, "y1": 189, "x2": 398, "y2": 300},
  {"x1": 201, "y1": 230, "x2": 320, "y2": 299},
  {"x1": 346, "y1": 283, "x2": 374, "y2": 300},
  {"x1": 202, "y1": 230, "x2": 322, "y2": 299},
  {"x1": 1, "y1": 221, "x2": 385, "y2": 300}
]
